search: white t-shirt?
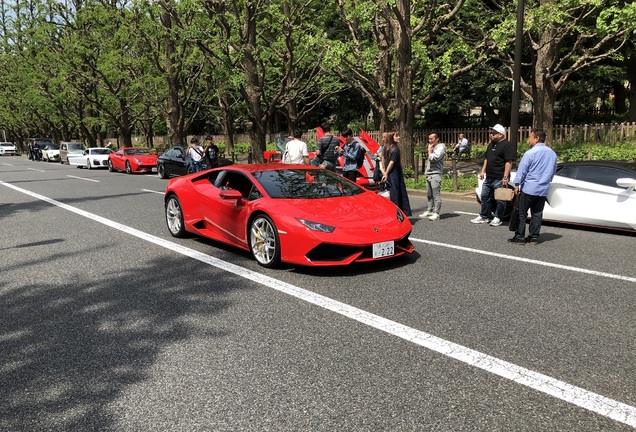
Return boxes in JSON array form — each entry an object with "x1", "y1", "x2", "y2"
[
  {"x1": 188, "y1": 145, "x2": 203, "y2": 162},
  {"x1": 284, "y1": 139, "x2": 309, "y2": 164}
]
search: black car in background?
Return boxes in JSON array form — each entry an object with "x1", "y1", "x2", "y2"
[{"x1": 157, "y1": 145, "x2": 232, "y2": 179}]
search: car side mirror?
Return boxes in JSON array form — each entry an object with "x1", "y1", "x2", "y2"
[
  {"x1": 219, "y1": 189, "x2": 243, "y2": 200},
  {"x1": 616, "y1": 178, "x2": 636, "y2": 191}
]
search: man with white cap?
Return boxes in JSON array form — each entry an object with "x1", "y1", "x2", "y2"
[{"x1": 471, "y1": 123, "x2": 516, "y2": 226}]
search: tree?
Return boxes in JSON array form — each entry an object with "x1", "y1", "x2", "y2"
[{"x1": 493, "y1": 0, "x2": 636, "y2": 141}]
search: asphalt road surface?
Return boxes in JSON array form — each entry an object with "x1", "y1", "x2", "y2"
[{"x1": 1, "y1": 156, "x2": 635, "y2": 431}]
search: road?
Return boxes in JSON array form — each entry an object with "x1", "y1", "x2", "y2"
[{"x1": 1, "y1": 157, "x2": 635, "y2": 431}]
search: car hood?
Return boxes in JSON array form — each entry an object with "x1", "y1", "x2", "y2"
[
  {"x1": 130, "y1": 155, "x2": 157, "y2": 162},
  {"x1": 280, "y1": 193, "x2": 402, "y2": 228}
]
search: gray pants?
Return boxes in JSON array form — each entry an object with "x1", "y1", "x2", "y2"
[{"x1": 426, "y1": 173, "x2": 442, "y2": 214}]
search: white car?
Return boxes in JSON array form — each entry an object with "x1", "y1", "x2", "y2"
[
  {"x1": 476, "y1": 161, "x2": 636, "y2": 232},
  {"x1": 41, "y1": 143, "x2": 61, "y2": 162},
  {"x1": 0, "y1": 142, "x2": 18, "y2": 156},
  {"x1": 67, "y1": 147, "x2": 113, "y2": 169}
]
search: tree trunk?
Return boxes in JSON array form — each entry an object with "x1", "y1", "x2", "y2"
[
  {"x1": 162, "y1": 10, "x2": 183, "y2": 147},
  {"x1": 533, "y1": 27, "x2": 558, "y2": 144},
  {"x1": 392, "y1": 0, "x2": 414, "y2": 170},
  {"x1": 243, "y1": 3, "x2": 266, "y2": 163},
  {"x1": 626, "y1": 51, "x2": 636, "y2": 122},
  {"x1": 219, "y1": 92, "x2": 235, "y2": 156}
]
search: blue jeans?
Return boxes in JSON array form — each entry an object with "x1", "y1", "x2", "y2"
[{"x1": 479, "y1": 177, "x2": 506, "y2": 219}]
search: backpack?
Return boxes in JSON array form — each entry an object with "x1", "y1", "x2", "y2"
[{"x1": 355, "y1": 145, "x2": 366, "y2": 169}]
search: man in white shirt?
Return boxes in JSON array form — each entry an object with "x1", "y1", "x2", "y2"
[
  {"x1": 283, "y1": 129, "x2": 309, "y2": 164},
  {"x1": 187, "y1": 137, "x2": 204, "y2": 172}
]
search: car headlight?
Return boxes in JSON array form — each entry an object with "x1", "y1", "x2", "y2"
[
  {"x1": 397, "y1": 208, "x2": 404, "y2": 222},
  {"x1": 297, "y1": 218, "x2": 335, "y2": 233}
]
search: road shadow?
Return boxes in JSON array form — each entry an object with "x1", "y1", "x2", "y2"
[{"x1": 0, "y1": 253, "x2": 238, "y2": 430}]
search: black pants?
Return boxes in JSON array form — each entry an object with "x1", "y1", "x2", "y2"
[
  {"x1": 515, "y1": 192, "x2": 547, "y2": 240},
  {"x1": 343, "y1": 170, "x2": 357, "y2": 182}
]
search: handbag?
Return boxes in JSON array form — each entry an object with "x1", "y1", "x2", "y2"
[
  {"x1": 494, "y1": 187, "x2": 514, "y2": 201},
  {"x1": 378, "y1": 180, "x2": 391, "y2": 198}
]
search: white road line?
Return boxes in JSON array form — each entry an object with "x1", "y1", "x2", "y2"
[
  {"x1": 67, "y1": 175, "x2": 99, "y2": 183},
  {"x1": 2, "y1": 179, "x2": 636, "y2": 428},
  {"x1": 1, "y1": 163, "x2": 15, "y2": 166},
  {"x1": 141, "y1": 188, "x2": 164, "y2": 195},
  {"x1": 410, "y1": 237, "x2": 636, "y2": 283},
  {"x1": 27, "y1": 167, "x2": 46, "y2": 173}
]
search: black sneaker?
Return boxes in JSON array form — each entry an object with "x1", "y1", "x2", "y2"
[
  {"x1": 527, "y1": 237, "x2": 539, "y2": 245},
  {"x1": 508, "y1": 236, "x2": 527, "y2": 245}
]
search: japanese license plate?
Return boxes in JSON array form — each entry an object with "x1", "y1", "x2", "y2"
[
  {"x1": 372, "y1": 241, "x2": 394, "y2": 258},
  {"x1": 151, "y1": 167, "x2": 157, "y2": 172}
]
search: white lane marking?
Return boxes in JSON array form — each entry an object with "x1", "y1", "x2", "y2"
[
  {"x1": 141, "y1": 188, "x2": 164, "y2": 195},
  {"x1": 2, "y1": 180, "x2": 636, "y2": 428},
  {"x1": 454, "y1": 210, "x2": 479, "y2": 216},
  {"x1": 27, "y1": 167, "x2": 46, "y2": 173},
  {"x1": 410, "y1": 238, "x2": 636, "y2": 284},
  {"x1": 67, "y1": 175, "x2": 99, "y2": 183},
  {"x1": 1, "y1": 163, "x2": 15, "y2": 166}
]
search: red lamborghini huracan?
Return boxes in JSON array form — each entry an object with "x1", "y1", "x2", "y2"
[{"x1": 164, "y1": 164, "x2": 414, "y2": 267}]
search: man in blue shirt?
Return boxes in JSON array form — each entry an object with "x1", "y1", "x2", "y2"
[{"x1": 509, "y1": 128, "x2": 557, "y2": 245}]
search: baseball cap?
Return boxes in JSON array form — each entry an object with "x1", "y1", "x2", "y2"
[{"x1": 490, "y1": 124, "x2": 506, "y2": 135}]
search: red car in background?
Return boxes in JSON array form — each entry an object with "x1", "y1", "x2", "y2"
[{"x1": 108, "y1": 147, "x2": 158, "y2": 174}]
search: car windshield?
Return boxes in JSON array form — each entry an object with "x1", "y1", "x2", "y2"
[
  {"x1": 0, "y1": 143, "x2": 13, "y2": 147},
  {"x1": 68, "y1": 144, "x2": 85, "y2": 151},
  {"x1": 252, "y1": 169, "x2": 365, "y2": 199},
  {"x1": 45, "y1": 143, "x2": 60, "y2": 150},
  {"x1": 92, "y1": 148, "x2": 111, "y2": 155},
  {"x1": 125, "y1": 148, "x2": 151, "y2": 156}
]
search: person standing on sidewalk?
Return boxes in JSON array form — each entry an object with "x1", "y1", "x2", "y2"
[
  {"x1": 381, "y1": 132, "x2": 412, "y2": 216},
  {"x1": 471, "y1": 124, "x2": 516, "y2": 226},
  {"x1": 419, "y1": 132, "x2": 446, "y2": 221},
  {"x1": 508, "y1": 128, "x2": 557, "y2": 245}
]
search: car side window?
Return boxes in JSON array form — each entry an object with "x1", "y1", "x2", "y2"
[{"x1": 574, "y1": 166, "x2": 628, "y2": 189}]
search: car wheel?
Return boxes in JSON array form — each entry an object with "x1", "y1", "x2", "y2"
[
  {"x1": 186, "y1": 165, "x2": 194, "y2": 175},
  {"x1": 108, "y1": 159, "x2": 114, "y2": 172},
  {"x1": 87, "y1": 159, "x2": 92, "y2": 170},
  {"x1": 249, "y1": 215, "x2": 281, "y2": 268},
  {"x1": 165, "y1": 195, "x2": 186, "y2": 238},
  {"x1": 126, "y1": 161, "x2": 132, "y2": 174},
  {"x1": 158, "y1": 164, "x2": 167, "y2": 179}
]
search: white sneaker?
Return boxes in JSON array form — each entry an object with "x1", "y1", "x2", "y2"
[
  {"x1": 490, "y1": 217, "x2": 502, "y2": 227},
  {"x1": 428, "y1": 213, "x2": 440, "y2": 221},
  {"x1": 471, "y1": 216, "x2": 491, "y2": 224},
  {"x1": 419, "y1": 210, "x2": 433, "y2": 218}
]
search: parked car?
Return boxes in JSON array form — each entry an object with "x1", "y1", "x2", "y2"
[
  {"x1": 59, "y1": 142, "x2": 86, "y2": 164},
  {"x1": 68, "y1": 147, "x2": 113, "y2": 169},
  {"x1": 0, "y1": 142, "x2": 18, "y2": 156},
  {"x1": 27, "y1": 138, "x2": 54, "y2": 160},
  {"x1": 41, "y1": 142, "x2": 61, "y2": 162},
  {"x1": 157, "y1": 145, "x2": 233, "y2": 179},
  {"x1": 108, "y1": 147, "x2": 158, "y2": 174},
  {"x1": 476, "y1": 160, "x2": 636, "y2": 232},
  {"x1": 164, "y1": 164, "x2": 414, "y2": 267}
]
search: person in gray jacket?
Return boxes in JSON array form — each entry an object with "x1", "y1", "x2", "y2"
[{"x1": 419, "y1": 132, "x2": 446, "y2": 220}]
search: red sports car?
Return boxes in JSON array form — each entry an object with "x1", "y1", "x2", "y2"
[
  {"x1": 108, "y1": 147, "x2": 158, "y2": 174},
  {"x1": 164, "y1": 164, "x2": 414, "y2": 267}
]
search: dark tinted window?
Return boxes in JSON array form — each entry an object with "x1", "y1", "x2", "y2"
[
  {"x1": 560, "y1": 165, "x2": 636, "y2": 189},
  {"x1": 252, "y1": 169, "x2": 365, "y2": 198}
]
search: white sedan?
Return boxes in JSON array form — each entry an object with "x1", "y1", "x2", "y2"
[
  {"x1": 0, "y1": 142, "x2": 18, "y2": 156},
  {"x1": 67, "y1": 147, "x2": 113, "y2": 169},
  {"x1": 41, "y1": 143, "x2": 61, "y2": 162},
  {"x1": 476, "y1": 161, "x2": 636, "y2": 232}
]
